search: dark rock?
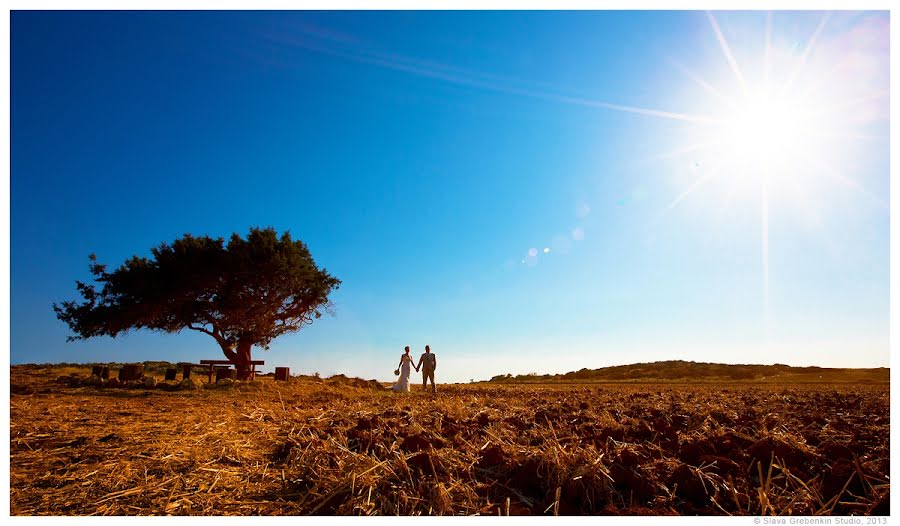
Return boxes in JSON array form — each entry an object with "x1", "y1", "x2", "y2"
[
  {"x1": 868, "y1": 492, "x2": 889, "y2": 516},
  {"x1": 748, "y1": 436, "x2": 813, "y2": 473},
  {"x1": 407, "y1": 451, "x2": 443, "y2": 476},
  {"x1": 11, "y1": 384, "x2": 35, "y2": 395},
  {"x1": 400, "y1": 434, "x2": 431, "y2": 453},
  {"x1": 819, "y1": 442, "x2": 854, "y2": 462},
  {"x1": 698, "y1": 455, "x2": 742, "y2": 477},
  {"x1": 477, "y1": 444, "x2": 506, "y2": 469},
  {"x1": 670, "y1": 464, "x2": 709, "y2": 506},
  {"x1": 821, "y1": 460, "x2": 865, "y2": 501}
]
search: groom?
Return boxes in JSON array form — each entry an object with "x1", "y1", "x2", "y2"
[{"x1": 416, "y1": 344, "x2": 437, "y2": 394}]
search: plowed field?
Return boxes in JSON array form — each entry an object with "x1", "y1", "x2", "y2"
[{"x1": 9, "y1": 366, "x2": 889, "y2": 516}]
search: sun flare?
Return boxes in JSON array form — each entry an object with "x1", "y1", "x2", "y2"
[
  {"x1": 720, "y1": 91, "x2": 818, "y2": 163},
  {"x1": 644, "y1": 12, "x2": 888, "y2": 312}
]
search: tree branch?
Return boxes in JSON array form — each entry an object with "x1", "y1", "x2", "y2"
[
  {"x1": 189, "y1": 324, "x2": 230, "y2": 349},
  {"x1": 187, "y1": 324, "x2": 215, "y2": 337}
]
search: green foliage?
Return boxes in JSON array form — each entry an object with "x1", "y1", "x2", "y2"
[{"x1": 53, "y1": 227, "x2": 341, "y2": 354}]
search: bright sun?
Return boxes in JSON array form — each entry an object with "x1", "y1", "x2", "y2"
[
  {"x1": 655, "y1": 12, "x2": 889, "y2": 207},
  {"x1": 721, "y1": 92, "x2": 815, "y2": 162},
  {"x1": 638, "y1": 12, "x2": 888, "y2": 308}
]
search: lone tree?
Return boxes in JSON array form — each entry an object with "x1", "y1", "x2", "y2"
[{"x1": 54, "y1": 227, "x2": 340, "y2": 380}]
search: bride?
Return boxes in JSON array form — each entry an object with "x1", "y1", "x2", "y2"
[{"x1": 391, "y1": 346, "x2": 414, "y2": 393}]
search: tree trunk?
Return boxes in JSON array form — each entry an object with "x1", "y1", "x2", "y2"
[
  {"x1": 234, "y1": 339, "x2": 253, "y2": 381},
  {"x1": 119, "y1": 364, "x2": 144, "y2": 382}
]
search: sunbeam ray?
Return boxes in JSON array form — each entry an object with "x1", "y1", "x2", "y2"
[
  {"x1": 670, "y1": 60, "x2": 739, "y2": 110},
  {"x1": 707, "y1": 12, "x2": 748, "y2": 94},
  {"x1": 779, "y1": 12, "x2": 832, "y2": 96},
  {"x1": 812, "y1": 89, "x2": 890, "y2": 118},
  {"x1": 554, "y1": 96, "x2": 724, "y2": 124},
  {"x1": 796, "y1": 53, "x2": 861, "y2": 100},
  {"x1": 659, "y1": 161, "x2": 724, "y2": 216},
  {"x1": 799, "y1": 152, "x2": 888, "y2": 209},
  {"x1": 763, "y1": 11, "x2": 772, "y2": 92},
  {"x1": 806, "y1": 131, "x2": 889, "y2": 142},
  {"x1": 761, "y1": 170, "x2": 770, "y2": 315},
  {"x1": 266, "y1": 28, "x2": 722, "y2": 125},
  {"x1": 631, "y1": 140, "x2": 725, "y2": 166}
]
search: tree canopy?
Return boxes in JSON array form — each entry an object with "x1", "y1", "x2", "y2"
[{"x1": 54, "y1": 227, "x2": 340, "y2": 378}]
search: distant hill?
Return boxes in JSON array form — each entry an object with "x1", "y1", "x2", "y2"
[{"x1": 487, "y1": 360, "x2": 889, "y2": 383}]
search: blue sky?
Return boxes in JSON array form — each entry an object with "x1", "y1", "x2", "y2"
[{"x1": 11, "y1": 11, "x2": 889, "y2": 382}]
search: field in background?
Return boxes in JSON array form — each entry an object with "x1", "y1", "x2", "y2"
[
  {"x1": 9, "y1": 364, "x2": 889, "y2": 516},
  {"x1": 488, "y1": 360, "x2": 890, "y2": 384}
]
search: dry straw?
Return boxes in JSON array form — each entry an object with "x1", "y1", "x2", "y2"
[{"x1": 10, "y1": 365, "x2": 890, "y2": 516}]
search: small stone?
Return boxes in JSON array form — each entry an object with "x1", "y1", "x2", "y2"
[
  {"x1": 216, "y1": 378, "x2": 235, "y2": 388},
  {"x1": 11, "y1": 384, "x2": 35, "y2": 395},
  {"x1": 400, "y1": 434, "x2": 432, "y2": 453},
  {"x1": 179, "y1": 378, "x2": 202, "y2": 390}
]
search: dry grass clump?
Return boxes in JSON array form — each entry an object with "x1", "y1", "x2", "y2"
[{"x1": 9, "y1": 366, "x2": 890, "y2": 516}]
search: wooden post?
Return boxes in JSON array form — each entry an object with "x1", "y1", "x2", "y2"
[
  {"x1": 215, "y1": 367, "x2": 236, "y2": 382},
  {"x1": 92, "y1": 365, "x2": 103, "y2": 377},
  {"x1": 101, "y1": 366, "x2": 110, "y2": 379},
  {"x1": 165, "y1": 368, "x2": 177, "y2": 381},
  {"x1": 275, "y1": 367, "x2": 290, "y2": 382},
  {"x1": 119, "y1": 364, "x2": 144, "y2": 382},
  {"x1": 182, "y1": 364, "x2": 192, "y2": 380}
]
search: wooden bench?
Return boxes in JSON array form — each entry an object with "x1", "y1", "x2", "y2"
[{"x1": 198, "y1": 359, "x2": 265, "y2": 382}]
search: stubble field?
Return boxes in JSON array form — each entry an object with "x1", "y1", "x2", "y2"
[{"x1": 9, "y1": 365, "x2": 889, "y2": 516}]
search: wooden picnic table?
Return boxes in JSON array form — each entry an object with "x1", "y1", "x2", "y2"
[{"x1": 198, "y1": 359, "x2": 264, "y2": 382}]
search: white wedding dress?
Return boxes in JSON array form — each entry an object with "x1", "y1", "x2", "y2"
[{"x1": 392, "y1": 354, "x2": 412, "y2": 392}]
